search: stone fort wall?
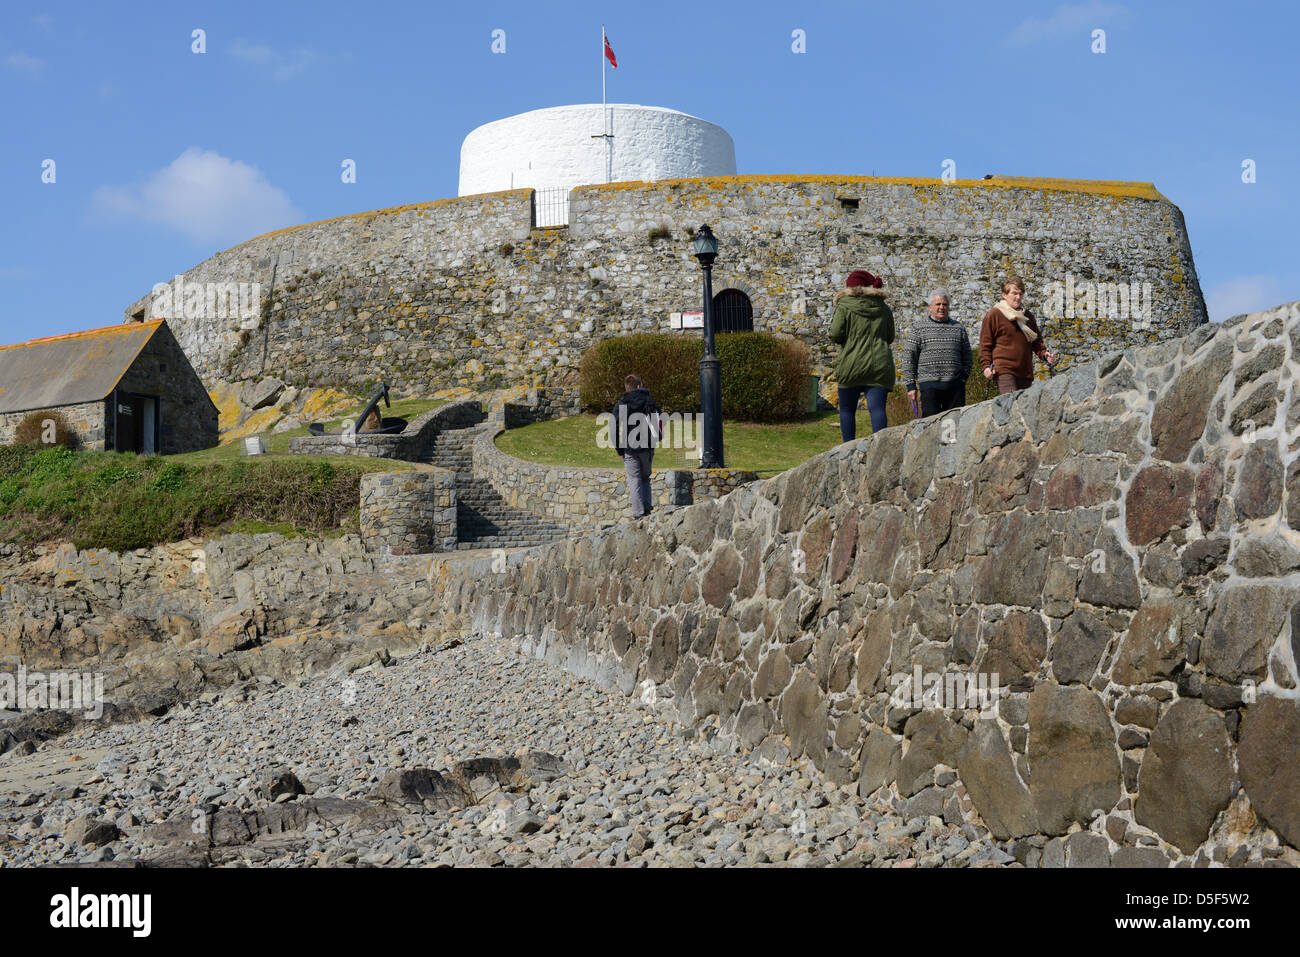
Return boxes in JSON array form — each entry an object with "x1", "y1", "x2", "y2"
[{"x1": 124, "y1": 175, "x2": 1207, "y2": 399}]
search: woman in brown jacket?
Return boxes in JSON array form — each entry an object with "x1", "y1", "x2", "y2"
[{"x1": 979, "y1": 276, "x2": 1056, "y2": 394}]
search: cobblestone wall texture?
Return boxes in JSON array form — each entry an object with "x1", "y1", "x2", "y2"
[
  {"x1": 124, "y1": 175, "x2": 1206, "y2": 399},
  {"x1": 0, "y1": 401, "x2": 105, "y2": 449},
  {"x1": 360, "y1": 470, "x2": 457, "y2": 555}
]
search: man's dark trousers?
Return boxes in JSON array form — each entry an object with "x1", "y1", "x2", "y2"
[{"x1": 919, "y1": 380, "x2": 965, "y2": 417}]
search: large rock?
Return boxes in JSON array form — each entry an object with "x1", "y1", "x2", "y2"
[
  {"x1": 240, "y1": 377, "x2": 286, "y2": 411},
  {"x1": 981, "y1": 609, "x2": 1047, "y2": 686},
  {"x1": 779, "y1": 668, "x2": 827, "y2": 766},
  {"x1": 1134, "y1": 700, "x2": 1235, "y2": 853},
  {"x1": 1126, "y1": 465, "x2": 1195, "y2": 546},
  {"x1": 1051, "y1": 609, "x2": 1111, "y2": 684},
  {"x1": 1149, "y1": 338, "x2": 1231, "y2": 462},
  {"x1": 646, "y1": 615, "x2": 680, "y2": 683},
  {"x1": 1028, "y1": 684, "x2": 1121, "y2": 834},
  {"x1": 1237, "y1": 696, "x2": 1300, "y2": 849},
  {"x1": 1042, "y1": 456, "x2": 1119, "y2": 510},
  {"x1": 66, "y1": 814, "x2": 121, "y2": 848},
  {"x1": 856, "y1": 508, "x2": 907, "y2": 583},
  {"x1": 958, "y1": 718, "x2": 1038, "y2": 839},
  {"x1": 1112, "y1": 598, "x2": 1201, "y2": 684},
  {"x1": 973, "y1": 511, "x2": 1051, "y2": 607},
  {"x1": 375, "y1": 768, "x2": 470, "y2": 811},
  {"x1": 1077, "y1": 527, "x2": 1142, "y2": 609},
  {"x1": 855, "y1": 610, "x2": 893, "y2": 694},
  {"x1": 1203, "y1": 583, "x2": 1294, "y2": 682},
  {"x1": 975, "y1": 440, "x2": 1038, "y2": 513},
  {"x1": 1235, "y1": 441, "x2": 1283, "y2": 520},
  {"x1": 701, "y1": 546, "x2": 740, "y2": 609},
  {"x1": 857, "y1": 727, "x2": 901, "y2": 797},
  {"x1": 896, "y1": 711, "x2": 968, "y2": 797}
]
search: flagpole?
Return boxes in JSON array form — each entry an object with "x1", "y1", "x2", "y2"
[{"x1": 602, "y1": 24, "x2": 609, "y2": 183}]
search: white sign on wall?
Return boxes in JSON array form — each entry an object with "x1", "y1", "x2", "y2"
[{"x1": 671, "y1": 311, "x2": 704, "y2": 330}]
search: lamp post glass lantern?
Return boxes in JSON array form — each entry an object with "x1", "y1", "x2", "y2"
[{"x1": 692, "y1": 224, "x2": 724, "y2": 468}]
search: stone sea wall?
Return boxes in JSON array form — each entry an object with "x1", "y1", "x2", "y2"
[
  {"x1": 122, "y1": 175, "x2": 1206, "y2": 398},
  {"x1": 423, "y1": 300, "x2": 1300, "y2": 865}
]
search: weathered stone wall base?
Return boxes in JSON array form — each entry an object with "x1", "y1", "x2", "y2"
[{"x1": 360, "y1": 470, "x2": 457, "y2": 554}]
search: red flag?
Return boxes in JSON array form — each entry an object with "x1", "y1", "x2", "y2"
[{"x1": 604, "y1": 33, "x2": 618, "y2": 68}]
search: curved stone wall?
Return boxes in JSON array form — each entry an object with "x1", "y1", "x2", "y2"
[
  {"x1": 473, "y1": 425, "x2": 756, "y2": 524},
  {"x1": 124, "y1": 175, "x2": 1206, "y2": 399},
  {"x1": 458, "y1": 104, "x2": 736, "y2": 196},
  {"x1": 425, "y1": 300, "x2": 1300, "y2": 864}
]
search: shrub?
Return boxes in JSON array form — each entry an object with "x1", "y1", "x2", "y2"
[
  {"x1": 579, "y1": 332, "x2": 811, "y2": 422},
  {"x1": 12, "y1": 409, "x2": 82, "y2": 450},
  {"x1": 647, "y1": 225, "x2": 672, "y2": 243}
]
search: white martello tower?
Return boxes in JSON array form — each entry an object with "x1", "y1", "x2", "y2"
[{"x1": 458, "y1": 104, "x2": 737, "y2": 200}]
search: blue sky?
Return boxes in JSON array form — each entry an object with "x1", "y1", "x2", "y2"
[{"x1": 2, "y1": 0, "x2": 1296, "y2": 345}]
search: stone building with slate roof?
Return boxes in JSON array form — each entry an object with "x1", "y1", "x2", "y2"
[{"x1": 0, "y1": 319, "x2": 218, "y2": 453}]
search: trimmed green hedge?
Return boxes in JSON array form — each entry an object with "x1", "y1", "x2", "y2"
[{"x1": 579, "y1": 332, "x2": 811, "y2": 422}]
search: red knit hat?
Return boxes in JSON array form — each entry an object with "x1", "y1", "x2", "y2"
[{"x1": 847, "y1": 270, "x2": 883, "y2": 289}]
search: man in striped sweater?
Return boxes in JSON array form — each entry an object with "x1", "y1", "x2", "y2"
[{"x1": 903, "y1": 290, "x2": 972, "y2": 417}]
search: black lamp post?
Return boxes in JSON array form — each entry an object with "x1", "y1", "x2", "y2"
[{"x1": 692, "y1": 224, "x2": 724, "y2": 468}]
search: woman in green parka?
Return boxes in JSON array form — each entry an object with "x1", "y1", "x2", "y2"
[{"x1": 829, "y1": 270, "x2": 896, "y2": 441}]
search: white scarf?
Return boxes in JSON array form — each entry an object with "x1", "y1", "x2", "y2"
[{"x1": 994, "y1": 300, "x2": 1039, "y2": 343}]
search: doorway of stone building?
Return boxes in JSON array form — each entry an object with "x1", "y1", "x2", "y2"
[
  {"x1": 713, "y1": 289, "x2": 754, "y2": 333},
  {"x1": 113, "y1": 392, "x2": 159, "y2": 454}
]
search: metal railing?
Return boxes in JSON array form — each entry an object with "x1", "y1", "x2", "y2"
[{"x1": 533, "y1": 186, "x2": 570, "y2": 228}]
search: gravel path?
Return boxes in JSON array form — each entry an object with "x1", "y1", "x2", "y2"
[{"x1": 0, "y1": 632, "x2": 1018, "y2": 867}]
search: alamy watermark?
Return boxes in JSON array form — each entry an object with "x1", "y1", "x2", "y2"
[
  {"x1": 0, "y1": 666, "x2": 104, "y2": 719},
  {"x1": 1039, "y1": 272, "x2": 1154, "y2": 330},
  {"x1": 149, "y1": 275, "x2": 262, "y2": 323},
  {"x1": 596, "y1": 409, "x2": 705, "y2": 452},
  {"x1": 889, "y1": 665, "x2": 1001, "y2": 717}
]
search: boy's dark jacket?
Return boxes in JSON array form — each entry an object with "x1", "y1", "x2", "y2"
[{"x1": 611, "y1": 388, "x2": 661, "y2": 456}]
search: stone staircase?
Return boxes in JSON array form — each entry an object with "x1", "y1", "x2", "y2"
[{"x1": 419, "y1": 425, "x2": 573, "y2": 551}]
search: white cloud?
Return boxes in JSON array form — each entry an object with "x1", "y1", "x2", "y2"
[
  {"x1": 91, "y1": 148, "x2": 303, "y2": 245},
  {"x1": 229, "y1": 38, "x2": 319, "y2": 81},
  {"x1": 1010, "y1": 1, "x2": 1128, "y2": 45},
  {"x1": 4, "y1": 52, "x2": 45, "y2": 75},
  {"x1": 1204, "y1": 275, "x2": 1289, "y2": 322}
]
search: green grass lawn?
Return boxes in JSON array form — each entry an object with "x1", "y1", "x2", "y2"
[
  {"x1": 173, "y1": 396, "x2": 445, "y2": 466},
  {"x1": 497, "y1": 375, "x2": 1009, "y2": 479},
  {"x1": 497, "y1": 408, "x2": 884, "y2": 479}
]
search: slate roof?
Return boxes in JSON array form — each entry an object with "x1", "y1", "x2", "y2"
[{"x1": 0, "y1": 320, "x2": 166, "y2": 415}]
